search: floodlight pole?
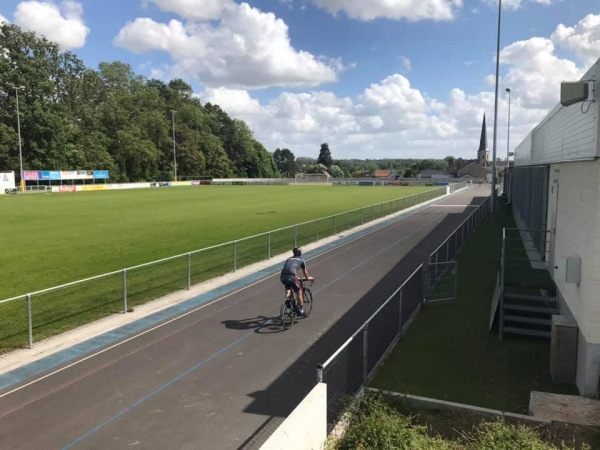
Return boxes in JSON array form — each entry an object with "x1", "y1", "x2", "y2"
[
  {"x1": 491, "y1": 0, "x2": 502, "y2": 214},
  {"x1": 505, "y1": 88, "x2": 511, "y2": 164},
  {"x1": 171, "y1": 110, "x2": 177, "y2": 182},
  {"x1": 10, "y1": 85, "x2": 25, "y2": 192}
]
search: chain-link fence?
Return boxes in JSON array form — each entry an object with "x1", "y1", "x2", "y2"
[
  {"x1": 428, "y1": 197, "x2": 490, "y2": 266},
  {"x1": 316, "y1": 265, "x2": 424, "y2": 424},
  {"x1": 0, "y1": 188, "x2": 446, "y2": 354},
  {"x1": 316, "y1": 195, "x2": 492, "y2": 425}
]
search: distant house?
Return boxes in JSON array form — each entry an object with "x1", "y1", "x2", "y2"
[
  {"x1": 418, "y1": 170, "x2": 450, "y2": 180},
  {"x1": 456, "y1": 162, "x2": 488, "y2": 181},
  {"x1": 374, "y1": 170, "x2": 397, "y2": 179}
]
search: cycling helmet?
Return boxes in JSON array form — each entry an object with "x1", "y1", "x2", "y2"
[{"x1": 293, "y1": 247, "x2": 302, "y2": 257}]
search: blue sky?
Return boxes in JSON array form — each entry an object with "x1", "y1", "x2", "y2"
[{"x1": 1, "y1": 0, "x2": 599, "y2": 161}]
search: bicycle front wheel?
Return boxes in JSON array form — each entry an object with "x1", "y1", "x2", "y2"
[
  {"x1": 302, "y1": 288, "x2": 313, "y2": 317},
  {"x1": 280, "y1": 298, "x2": 295, "y2": 329}
]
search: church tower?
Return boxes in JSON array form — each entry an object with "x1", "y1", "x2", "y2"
[{"x1": 478, "y1": 114, "x2": 490, "y2": 166}]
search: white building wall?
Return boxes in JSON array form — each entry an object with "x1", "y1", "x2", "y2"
[
  {"x1": 549, "y1": 160, "x2": 600, "y2": 395},
  {"x1": 515, "y1": 58, "x2": 600, "y2": 167},
  {"x1": 551, "y1": 160, "x2": 600, "y2": 342}
]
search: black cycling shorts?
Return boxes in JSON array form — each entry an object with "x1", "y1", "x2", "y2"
[{"x1": 280, "y1": 274, "x2": 300, "y2": 292}]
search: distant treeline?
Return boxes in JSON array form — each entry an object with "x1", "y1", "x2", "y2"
[{"x1": 0, "y1": 24, "x2": 452, "y2": 182}]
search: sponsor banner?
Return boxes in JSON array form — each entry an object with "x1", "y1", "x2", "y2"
[
  {"x1": 93, "y1": 170, "x2": 109, "y2": 179},
  {"x1": 76, "y1": 170, "x2": 94, "y2": 180},
  {"x1": 24, "y1": 170, "x2": 39, "y2": 180},
  {"x1": 40, "y1": 171, "x2": 61, "y2": 180},
  {"x1": 59, "y1": 170, "x2": 93, "y2": 180},
  {"x1": 60, "y1": 171, "x2": 78, "y2": 180},
  {"x1": 57, "y1": 185, "x2": 77, "y2": 193},
  {"x1": 81, "y1": 185, "x2": 107, "y2": 191},
  {"x1": 191, "y1": 180, "x2": 212, "y2": 185},
  {"x1": 172, "y1": 181, "x2": 192, "y2": 187},
  {"x1": 150, "y1": 182, "x2": 170, "y2": 187}
]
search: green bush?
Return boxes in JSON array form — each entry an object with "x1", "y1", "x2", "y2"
[{"x1": 331, "y1": 394, "x2": 588, "y2": 450}]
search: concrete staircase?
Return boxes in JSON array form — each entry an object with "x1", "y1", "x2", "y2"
[{"x1": 501, "y1": 291, "x2": 559, "y2": 339}]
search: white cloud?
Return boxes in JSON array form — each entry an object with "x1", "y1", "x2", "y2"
[
  {"x1": 482, "y1": 0, "x2": 556, "y2": 11},
  {"x1": 114, "y1": 2, "x2": 339, "y2": 89},
  {"x1": 14, "y1": 0, "x2": 89, "y2": 49},
  {"x1": 311, "y1": 0, "x2": 463, "y2": 21},
  {"x1": 0, "y1": 14, "x2": 8, "y2": 23},
  {"x1": 552, "y1": 14, "x2": 600, "y2": 67},
  {"x1": 201, "y1": 87, "x2": 261, "y2": 115},
  {"x1": 399, "y1": 56, "x2": 412, "y2": 72},
  {"x1": 499, "y1": 37, "x2": 582, "y2": 109},
  {"x1": 142, "y1": 0, "x2": 234, "y2": 21}
]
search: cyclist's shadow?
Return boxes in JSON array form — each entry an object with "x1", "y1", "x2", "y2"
[{"x1": 221, "y1": 315, "x2": 285, "y2": 333}]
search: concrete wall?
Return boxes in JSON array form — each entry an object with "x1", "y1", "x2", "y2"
[
  {"x1": 549, "y1": 159, "x2": 600, "y2": 396},
  {"x1": 260, "y1": 383, "x2": 327, "y2": 450}
]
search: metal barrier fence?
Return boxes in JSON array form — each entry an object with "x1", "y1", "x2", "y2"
[
  {"x1": 315, "y1": 195, "x2": 491, "y2": 425},
  {"x1": 0, "y1": 188, "x2": 446, "y2": 354},
  {"x1": 316, "y1": 265, "x2": 424, "y2": 424},
  {"x1": 425, "y1": 197, "x2": 489, "y2": 303}
]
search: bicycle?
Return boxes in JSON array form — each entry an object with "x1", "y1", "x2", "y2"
[{"x1": 280, "y1": 278, "x2": 314, "y2": 329}]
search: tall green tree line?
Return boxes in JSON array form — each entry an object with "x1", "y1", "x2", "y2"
[{"x1": 0, "y1": 24, "x2": 278, "y2": 182}]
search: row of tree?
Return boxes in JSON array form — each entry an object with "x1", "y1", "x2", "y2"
[
  {"x1": 0, "y1": 24, "x2": 455, "y2": 182},
  {"x1": 0, "y1": 23, "x2": 278, "y2": 181}
]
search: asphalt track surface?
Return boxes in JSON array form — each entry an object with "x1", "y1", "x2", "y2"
[{"x1": 0, "y1": 186, "x2": 489, "y2": 449}]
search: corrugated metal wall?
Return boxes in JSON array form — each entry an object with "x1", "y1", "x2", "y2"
[{"x1": 511, "y1": 165, "x2": 549, "y2": 258}]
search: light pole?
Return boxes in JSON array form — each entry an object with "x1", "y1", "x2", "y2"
[
  {"x1": 505, "y1": 88, "x2": 511, "y2": 164},
  {"x1": 10, "y1": 85, "x2": 25, "y2": 192},
  {"x1": 170, "y1": 110, "x2": 177, "y2": 182},
  {"x1": 506, "y1": 87, "x2": 511, "y2": 203},
  {"x1": 490, "y1": 0, "x2": 502, "y2": 213}
]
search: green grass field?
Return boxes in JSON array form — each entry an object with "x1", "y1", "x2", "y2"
[
  {"x1": 0, "y1": 184, "x2": 443, "y2": 352},
  {"x1": 1, "y1": 185, "x2": 439, "y2": 299}
]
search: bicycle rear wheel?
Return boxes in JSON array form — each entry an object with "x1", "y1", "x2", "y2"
[
  {"x1": 280, "y1": 298, "x2": 295, "y2": 329},
  {"x1": 302, "y1": 288, "x2": 313, "y2": 317}
]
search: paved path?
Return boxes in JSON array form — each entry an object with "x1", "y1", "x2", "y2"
[{"x1": 0, "y1": 186, "x2": 489, "y2": 450}]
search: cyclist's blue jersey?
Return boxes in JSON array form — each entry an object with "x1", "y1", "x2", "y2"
[{"x1": 280, "y1": 257, "x2": 305, "y2": 277}]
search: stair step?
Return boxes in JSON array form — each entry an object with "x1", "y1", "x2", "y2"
[
  {"x1": 504, "y1": 293, "x2": 557, "y2": 303},
  {"x1": 502, "y1": 304, "x2": 558, "y2": 314},
  {"x1": 502, "y1": 327, "x2": 551, "y2": 339},
  {"x1": 503, "y1": 315, "x2": 552, "y2": 326}
]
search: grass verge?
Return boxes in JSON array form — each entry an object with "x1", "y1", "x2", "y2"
[{"x1": 369, "y1": 198, "x2": 578, "y2": 413}]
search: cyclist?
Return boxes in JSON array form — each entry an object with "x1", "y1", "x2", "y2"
[{"x1": 280, "y1": 247, "x2": 313, "y2": 315}]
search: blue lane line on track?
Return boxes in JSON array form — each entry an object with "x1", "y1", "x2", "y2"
[
  {"x1": 0, "y1": 200, "x2": 438, "y2": 392},
  {"x1": 61, "y1": 331, "x2": 256, "y2": 450}
]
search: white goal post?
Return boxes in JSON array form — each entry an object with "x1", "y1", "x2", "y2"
[{"x1": 294, "y1": 173, "x2": 331, "y2": 185}]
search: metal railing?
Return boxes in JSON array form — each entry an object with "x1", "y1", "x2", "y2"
[
  {"x1": 316, "y1": 265, "x2": 424, "y2": 424},
  {"x1": 316, "y1": 195, "x2": 491, "y2": 425},
  {"x1": 425, "y1": 197, "x2": 489, "y2": 303},
  {"x1": 0, "y1": 188, "x2": 446, "y2": 354}
]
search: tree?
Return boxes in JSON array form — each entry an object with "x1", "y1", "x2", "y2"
[
  {"x1": 295, "y1": 156, "x2": 316, "y2": 173},
  {"x1": 403, "y1": 168, "x2": 416, "y2": 178},
  {"x1": 317, "y1": 143, "x2": 333, "y2": 167},
  {"x1": 328, "y1": 165, "x2": 344, "y2": 178},
  {"x1": 273, "y1": 148, "x2": 296, "y2": 177}
]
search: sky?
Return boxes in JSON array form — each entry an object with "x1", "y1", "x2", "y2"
[{"x1": 0, "y1": 0, "x2": 599, "y2": 161}]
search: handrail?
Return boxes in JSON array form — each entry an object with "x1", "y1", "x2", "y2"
[{"x1": 1, "y1": 187, "x2": 446, "y2": 305}]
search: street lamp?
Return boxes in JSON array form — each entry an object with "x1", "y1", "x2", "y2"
[
  {"x1": 505, "y1": 88, "x2": 511, "y2": 164},
  {"x1": 170, "y1": 110, "x2": 177, "y2": 182},
  {"x1": 10, "y1": 85, "x2": 25, "y2": 192},
  {"x1": 490, "y1": 0, "x2": 503, "y2": 213},
  {"x1": 506, "y1": 87, "x2": 511, "y2": 203}
]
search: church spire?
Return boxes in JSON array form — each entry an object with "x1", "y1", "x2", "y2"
[{"x1": 478, "y1": 113, "x2": 489, "y2": 165}]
